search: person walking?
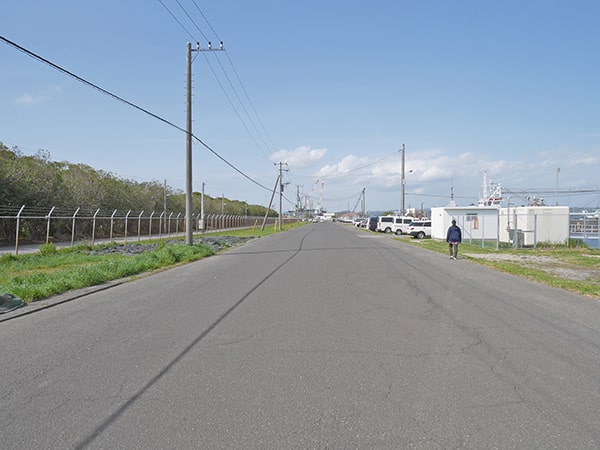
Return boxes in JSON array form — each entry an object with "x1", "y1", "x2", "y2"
[{"x1": 446, "y1": 219, "x2": 462, "y2": 260}]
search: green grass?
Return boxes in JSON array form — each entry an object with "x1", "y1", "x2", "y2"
[
  {"x1": 0, "y1": 222, "x2": 306, "y2": 304},
  {"x1": 0, "y1": 241, "x2": 214, "y2": 303},
  {"x1": 207, "y1": 220, "x2": 307, "y2": 238},
  {"x1": 400, "y1": 238, "x2": 600, "y2": 298}
]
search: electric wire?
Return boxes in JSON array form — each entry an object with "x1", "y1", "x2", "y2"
[
  {"x1": 190, "y1": 0, "x2": 280, "y2": 154},
  {"x1": 169, "y1": 1, "x2": 263, "y2": 153},
  {"x1": 190, "y1": 0, "x2": 221, "y2": 39},
  {"x1": 160, "y1": 1, "x2": 342, "y2": 209},
  {"x1": 223, "y1": 52, "x2": 280, "y2": 154},
  {"x1": 211, "y1": 52, "x2": 275, "y2": 159},
  {"x1": 0, "y1": 35, "x2": 272, "y2": 193},
  {"x1": 173, "y1": 0, "x2": 210, "y2": 42},
  {"x1": 157, "y1": 0, "x2": 196, "y2": 41},
  {"x1": 162, "y1": 0, "x2": 276, "y2": 160},
  {"x1": 200, "y1": 52, "x2": 271, "y2": 159}
]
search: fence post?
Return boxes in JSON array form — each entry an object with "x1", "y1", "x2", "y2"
[
  {"x1": 71, "y1": 207, "x2": 80, "y2": 247},
  {"x1": 137, "y1": 211, "x2": 144, "y2": 242},
  {"x1": 110, "y1": 209, "x2": 117, "y2": 242},
  {"x1": 176, "y1": 212, "x2": 181, "y2": 236},
  {"x1": 159, "y1": 212, "x2": 165, "y2": 239},
  {"x1": 14, "y1": 205, "x2": 26, "y2": 256},
  {"x1": 149, "y1": 211, "x2": 155, "y2": 239},
  {"x1": 45, "y1": 206, "x2": 56, "y2": 244},
  {"x1": 92, "y1": 208, "x2": 100, "y2": 246},
  {"x1": 496, "y1": 211, "x2": 500, "y2": 250},
  {"x1": 534, "y1": 213, "x2": 538, "y2": 248},
  {"x1": 481, "y1": 214, "x2": 485, "y2": 248},
  {"x1": 168, "y1": 212, "x2": 173, "y2": 237},
  {"x1": 124, "y1": 210, "x2": 131, "y2": 243}
]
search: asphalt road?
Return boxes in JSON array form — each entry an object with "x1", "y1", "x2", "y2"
[{"x1": 1, "y1": 222, "x2": 600, "y2": 449}]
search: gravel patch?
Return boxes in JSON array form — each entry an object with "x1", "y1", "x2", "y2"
[{"x1": 88, "y1": 236, "x2": 256, "y2": 256}]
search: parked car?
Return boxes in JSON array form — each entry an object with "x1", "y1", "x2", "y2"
[
  {"x1": 376, "y1": 215, "x2": 414, "y2": 234},
  {"x1": 393, "y1": 216, "x2": 415, "y2": 235},
  {"x1": 408, "y1": 220, "x2": 432, "y2": 239},
  {"x1": 376, "y1": 216, "x2": 395, "y2": 233},
  {"x1": 367, "y1": 216, "x2": 379, "y2": 231}
]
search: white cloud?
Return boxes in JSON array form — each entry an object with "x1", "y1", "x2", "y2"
[
  {"x1": 316, "y1": 154, "x2": 370, "y2": 178},
  {"x1": 270, "y1": 145, "x2": 327, "y2": 168},
  {"x1": 15, "y1": 93, "x2": 43, "y2": 105},
  {"x1": 15, "y1": 86, "x2": 62, "y2": 106},
  {"x1": 313, "y1": 145, "x2": 600, "y2": 211}
]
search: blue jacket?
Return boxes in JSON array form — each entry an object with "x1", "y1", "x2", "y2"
[{"x1": 446, "y1": 225, "x2": 462, "y2": 243}]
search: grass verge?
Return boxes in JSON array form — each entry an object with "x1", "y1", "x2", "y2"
[
  {"x1": 206, "y1": 220, "x2": 307, "y2": 237},
  {"x1": 400, "y1": 238, "x2": 600, "y2": 298},
  {"x1": 0, "y1": 241, "x2": 214, "y2": 303},
  {"x1": 0, "y1": 222, "x2": 306, "y2": 304}
]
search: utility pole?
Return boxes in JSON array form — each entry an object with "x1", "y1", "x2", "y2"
[
  {"x1": 361, "y1": 187, "x2": 366, "y2": 217},
  {"x1": 185, "y1": 41, "x2": 224, "y2": 245},
  {"x1": 296, "y1": 185, "x2": 302, "y2": 224},
  {"x1": 401, "y1": 144, "x2": 406, "y2": 215},
  {"x1": 261, "y1": 175, "x2": 280, "y2": 231},
  {"x1": 275, "y1": 162, "x2": 289, "y2": 231}
]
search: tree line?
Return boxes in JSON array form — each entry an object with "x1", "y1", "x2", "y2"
[{"x1": 0, "y1": 142, "x2": 276, "y2": 243}]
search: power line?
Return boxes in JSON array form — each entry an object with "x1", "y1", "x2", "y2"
[
  {"x1": 157, "y1": 0, "x2": 196, "y2": 41},
  {"x1": 160, "y1": 0, "x2": 278, "y2": 160},
  {"x1": 0, "y1": 35, "x2": 271, "y2": 193},
  {"x1": 222, "y1": 51, "x2": 280, "y2": 154},
  {"x1": 211, "y1": 52, "x2": 275, "y2": 158},
  {"x1": 173, "y1": 0, "x2": 210, "y2": 42},
  {"x1": 188, "y1": 0, "x2": 280, "y2": 155},
  {"x1": 191, "y1": 0, "x2": 222, "y2": 40},
  {"x1": 200, "y1": 52, "x2": 272, "y2": 159}
]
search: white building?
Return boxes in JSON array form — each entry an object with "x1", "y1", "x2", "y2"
[
  {"x1": 499, "y1": 206, "x2": 569, "y2": 246},
  {"x1": 431, "y1": 173, "x2": 569, "y2": 246},
  {"x1": 431, "y1": 206, "x2": 499, "y2": 243},
  {"x1": 431, "y1": 205, "x2": 570, "y2": 246}
]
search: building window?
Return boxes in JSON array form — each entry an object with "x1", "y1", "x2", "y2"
[{"x1": 467, "y1": 213, "x2": 479, "y2": 230}]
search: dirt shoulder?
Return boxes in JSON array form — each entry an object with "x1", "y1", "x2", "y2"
[{"x1": 464, "y1": 252, "x2": 600, "y2": 285}]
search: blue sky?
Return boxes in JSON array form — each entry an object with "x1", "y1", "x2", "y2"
[{"x1": 2, "y1": 0, "x2": 599, "y2": 214}]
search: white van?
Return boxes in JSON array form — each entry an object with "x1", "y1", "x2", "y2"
[
  {"x1": 407, "y1": 219, "x2": 432, "y2": 239},
  {"x1": 376, "y1": 216, "x2": 414, "y2": 234}
]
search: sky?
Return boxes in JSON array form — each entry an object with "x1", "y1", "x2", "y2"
[{"x1": 1, "y1": 0, "x2": 599, "y2": 215}]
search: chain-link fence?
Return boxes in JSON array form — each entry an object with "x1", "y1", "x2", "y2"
[
  {"x1": 0, "y1": 205, "x2": 283, "y2": 255},
  {"x1": 569, "y1": 212, "x2": 600, "y2": 248}
]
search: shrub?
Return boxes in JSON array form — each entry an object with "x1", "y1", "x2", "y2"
[{"x1": 39, "y1": 242, "x2": 57, "y2": 256}]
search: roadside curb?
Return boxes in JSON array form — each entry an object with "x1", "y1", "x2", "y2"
[
  {"x1": 0, "y1": 235, "x2": 266, "y2": 323},
  {"x1": 0, "y1": 280, "x2": 125, "y2": 323}
]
